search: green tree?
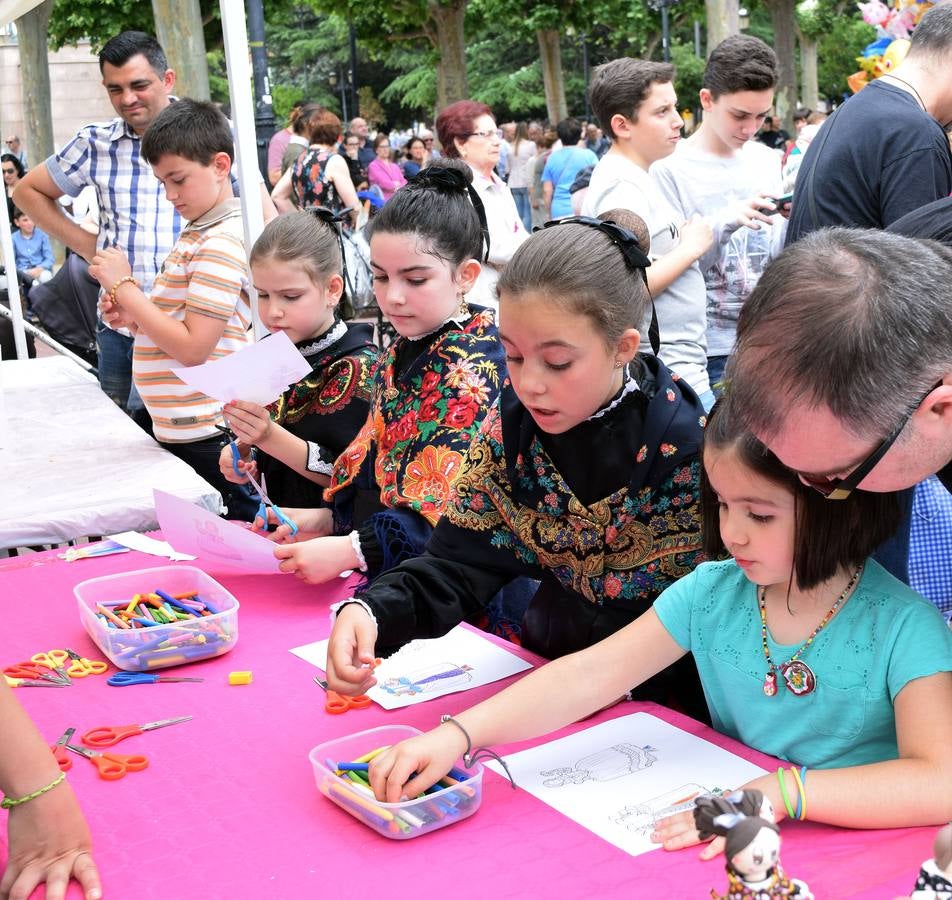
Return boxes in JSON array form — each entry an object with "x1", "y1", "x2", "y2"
[{"x1": 817, "y1": 16, "x2": 876, "y2": 101}]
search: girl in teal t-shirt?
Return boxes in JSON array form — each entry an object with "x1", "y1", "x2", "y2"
[{"x1": 353, "y1": 397, "x2": 952, "y2": 857}]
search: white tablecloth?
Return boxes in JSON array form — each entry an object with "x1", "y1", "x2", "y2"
[{"x1": 0, "y1": 357, "x2": 222, "y2": 549}]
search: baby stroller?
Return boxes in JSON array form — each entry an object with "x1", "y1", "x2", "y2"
[
  {"x1": 0, "y1": 266, "x2": 36, "y2": 359},
  {"x1": 26, "y1": 252, "x2": 99, "y2": 367}
]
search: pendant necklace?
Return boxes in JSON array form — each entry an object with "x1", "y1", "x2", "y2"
[{"x1": 759, "y1": 564, "x2": 863, "y2": 697}]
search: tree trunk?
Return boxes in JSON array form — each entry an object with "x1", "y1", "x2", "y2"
[
  {"x1": 16, "y1": 0, "x2": 54, "y2": 164},
  {"x1": 765, "y1": 0, "x2": 798, "y2": 133},
  {"x1": 537, "y1": 29, "x2": 567, "y2": 123},
  {"x1": 705, "y1": 0, "x2": 739, "y2": 56},
  {"x1": 798, "y1": 29, "x2": 819, "y2": 111},
  {"x1": 152, "y1": 0, "x2": 210, "y2": 101},
  {"x1": 429, "y1": 0, "x2": 468, "y2": 110}
]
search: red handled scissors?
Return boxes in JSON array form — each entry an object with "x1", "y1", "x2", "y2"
[
  {"x1": 5, "y1": 661, "x2": 69, "y2": 685},
  {"x1": 51, "y1": 728, "x2": 75, "y2": 771},
  {"x1": 314, "y1": 677, "x2": 372, "y2": 714},
  {"x1": 81, "y1": 715, "x2": 192, "y2": 748},
  {"x1": 66, "y1": 744, "x2": 148, "y2": 781}
]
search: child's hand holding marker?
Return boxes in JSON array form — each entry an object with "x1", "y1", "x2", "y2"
[{"x1": 326, "y1": 603, "x2": 380, "y2": 694}]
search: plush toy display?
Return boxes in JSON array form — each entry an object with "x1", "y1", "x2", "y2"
[{"x1": 848, "y1": 0, "x2": 930, "y2": 92}]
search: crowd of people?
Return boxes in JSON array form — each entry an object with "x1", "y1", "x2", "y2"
[{"x1": 2, "y1": 12, "x2": 951, "y2": 898}]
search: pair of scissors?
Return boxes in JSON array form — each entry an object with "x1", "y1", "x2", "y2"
[
  {"x1": 81, "y1": 715, "x2": 192, "y2": 748},
  {"x1": 51, "y1": 728, "x2": 75, "y2": 771},
  {"x1": 66, "y1": 744, "x2": 148, "y2": 781},
  {"x1": 4, "y1": 662, "x2": 69, "y2": 686},
  {"x1": 314, "y1": 677, "x2": 372, "y2": 714},
  {"x1": 244, "y1": 469, "x2": 299, "y2": 536},
  {"x1": 215, "y1": 424, "x2": 247, "y2": 477},
  {"x1": 107, "y1": 672, "x2": 204, "y2": 687},
  {"x1": 29, "y1": 651, "x2": 73, "y2": 683},
  {"x1": 62, "y1": 649, "x2": 108, "y2": 677}
]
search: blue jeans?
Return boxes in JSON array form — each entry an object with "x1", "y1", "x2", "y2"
[
  {"x1": 162, "y1": 435, "x2": 260, "y2": 520},
  {"x1": 707, "y1": 355, "x2": 729, "y2": 398},
  {"x1": 511, "y1": 187, "x2": 533, "y2": 233},
  {"x1": 96, "y1": 321, "x2": 144, "y2": 413}
]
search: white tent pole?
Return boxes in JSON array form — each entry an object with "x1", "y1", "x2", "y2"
[
  {"x1": 0, "y1": 184, "x2": 29, "y2": 359},
  {"x1": 220, "y1": 0, "x2": 267, "y2": 341},
  {"x1": 0, "y1": 304, "x2": 96, "y2": 371}
]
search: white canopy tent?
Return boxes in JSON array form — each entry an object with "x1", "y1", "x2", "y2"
[{"x1": 0, "y1": 0, "x2": 267, "y2": 361}]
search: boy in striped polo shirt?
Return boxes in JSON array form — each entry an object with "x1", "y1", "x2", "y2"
[{"x1": 89, "y1": 99, "x2": 255, "y2": 517}]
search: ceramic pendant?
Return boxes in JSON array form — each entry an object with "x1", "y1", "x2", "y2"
[
  {"x1": 763, "y1": 670, "x2": 778, "y2": 696},
  {"x1": 780, "y1": 660, "x2": 817, "y2": 696}
]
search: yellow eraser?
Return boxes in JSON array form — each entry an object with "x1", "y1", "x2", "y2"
[{"x1": 228, "y1": 671, "x2": 253, "y2": 685}]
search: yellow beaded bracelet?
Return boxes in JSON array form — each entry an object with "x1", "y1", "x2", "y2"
[
  {"x1": 1, "y1": 771, "x2": 66, "y2": 809},
  {"x1": 108, "y1": 274, "x2": 139, "y2": 304}
]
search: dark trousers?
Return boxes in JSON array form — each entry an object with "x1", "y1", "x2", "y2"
[{"x1": 161, "y1": 435, "x2": 260, "y2": 520}]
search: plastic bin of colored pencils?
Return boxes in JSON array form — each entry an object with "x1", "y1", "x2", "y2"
[
  {"x1": 309, "y1": 725, "x2": 483, "y2": 840},
  {"x1": 74, "y1": 566, "x2": 239, "y2": 671}
]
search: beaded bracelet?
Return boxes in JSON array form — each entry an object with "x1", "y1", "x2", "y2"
[
  {"x1": 108, "y1": 274, "x2": 139, "y2": 304},
  {"x1": 1, "y1": 771, "x2": 66, "y2": 809},
  {"x1": 776, "y1": 766, "x2": 796, "y2": 819},
  {"x1": 792, "y1": 766, "x2": 808, "y2": 821}
]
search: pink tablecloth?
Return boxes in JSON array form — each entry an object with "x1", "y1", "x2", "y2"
[{"x1": 0, "y1": 546, "x2": 934, "y2": 899}]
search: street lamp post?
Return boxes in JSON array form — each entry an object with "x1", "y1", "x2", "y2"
[
  {"x1": 246, "y1": 0, "x2": 276, "y2": 180},
  {"x1": 646, "y1": 0, "x2": 681, "y2": 62}
]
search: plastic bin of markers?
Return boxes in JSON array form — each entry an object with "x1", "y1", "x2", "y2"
[
  {"x1": 74, "y1": 566, "x2": 239, "y2": 671},
  {"x1": 310, "y1": 725, "x2": 483, "y2": 840}
]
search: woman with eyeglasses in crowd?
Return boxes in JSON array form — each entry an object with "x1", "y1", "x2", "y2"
[{"x1": 436, "y1": 101, "x2": 528, "y2": 309}]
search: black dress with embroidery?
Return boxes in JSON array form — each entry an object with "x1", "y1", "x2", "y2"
[
  {"x1": 252, "y1": 321, "x2": 377, "y2": 512},
  {"x1": 354, "y1": 355, "x2": 710, "y2": 715}
]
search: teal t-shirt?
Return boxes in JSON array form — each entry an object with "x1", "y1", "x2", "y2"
[{"x1": 654, "y1": 559, "x2": 952, "y2": 768}]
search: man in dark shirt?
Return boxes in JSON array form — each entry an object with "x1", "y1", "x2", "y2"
[
  {"x1": 785, "y1": 3, "x2": 952, "y2": 245},
  {"x1": 756, "y1": 115, "x2": 788, "y2": 151}
]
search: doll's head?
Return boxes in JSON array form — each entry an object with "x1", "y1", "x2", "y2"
[
  {"x1": 935, "y1": 822, "x2": 952, "y2": 875},
  {"x1": 719, "y1": 815, "x2": 781, "y2": 883}
]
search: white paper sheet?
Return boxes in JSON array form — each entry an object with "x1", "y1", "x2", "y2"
[
  {"x1": 109, "y1": 530, "x2": 198, "y2": 561},
  {"x1": 486, "y1": 713, "x2": 767, "y2": 857},
  {"x1": 290, "y1": 625, "x2": 533, "y2": 709},
  {"x1": 153, "y1": 489, "x2": 282, "y2": 573},
  {"x1": 171, "y1": 330, "x2": 312, "y2": 405}
]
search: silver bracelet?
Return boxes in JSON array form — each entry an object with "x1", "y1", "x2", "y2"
[
  {"x1": 348, "y1": 530, "x2": 367, "y2": 572},
  {"x1": 439, "y1": 715, "x2": 516, "y2": 788}
]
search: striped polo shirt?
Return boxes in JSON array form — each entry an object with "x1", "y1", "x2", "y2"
[{"x1": 133, "y1": 198, "x2": 251, "y2": 443}]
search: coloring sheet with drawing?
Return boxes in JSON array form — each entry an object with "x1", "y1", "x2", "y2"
[
  {"x1": 171, "y1": 330, "x2": 312, "y2": 406},
  {"x1": 153, "y1": 489, "x2": 282, "y2": 573},
  {"x1": 486, "y1": 712, "x2": 768, "y2": 857},
  {"x1": 289, "y1": 625, "x2": 534, "y2": 710}
]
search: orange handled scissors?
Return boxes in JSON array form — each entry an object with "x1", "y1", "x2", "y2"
[
  {"x1": 81, "y1": 715, "x2": 192, "y2": 748},
  {"x1": 66, "y1": 744, "x2": 148, "y2": 781},
  {"x1": 51, "y1": 728, "x2": 75, "y2": 771},
  {"x1": 314, "y1": 677, "x2": 372, "y2": 714}
]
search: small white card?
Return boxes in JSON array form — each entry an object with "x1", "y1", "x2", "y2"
[
  {"x1": 109, "y1": 530, "x2": 197, "y2": 561},
  {"x1": 290, "y1": 625, "x2": 533, "y2": 709},
  {"x1": 172, "y1": 330, "x2": 311, "y2": 405},
  {"x1": 153, "y1": 489, "x2": 282, "y2": 573}
]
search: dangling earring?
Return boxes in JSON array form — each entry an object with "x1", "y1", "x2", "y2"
[
  {"x1": 457, "y1": 291, "x2": 469, "y2": 317},
  {"x1": 613, "y1": 360, "x2": 624, "y2": 369}
]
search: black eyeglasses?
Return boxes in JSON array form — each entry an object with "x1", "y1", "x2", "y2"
[
  {"x1": 2, "y1": 168, "x2": 14, "y2": 174},
  {"x1": 797, "y1": 381, "x2": 942, "y2": 499}
]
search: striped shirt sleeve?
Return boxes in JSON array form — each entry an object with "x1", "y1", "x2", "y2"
[
  {"x1": 185, "y1": 232, "x2": 249, "y2": 321},
  {"x1": 46, "y1": 127, "x2": 96, "y2": 197}
]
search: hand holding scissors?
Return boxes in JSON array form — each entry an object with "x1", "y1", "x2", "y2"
[
  {"x1": 81, "y1": 715, "x2": 192, "y2": 748},
  {"x1": 245, "y1": 470, "x2": 299, "y2": 537},
  {"x1": 107, "y1": 672, "x2": 204, "y2": 687},
  {"x1": 66, "y1": 744, "x2": 148, "y2": 781},
  {"x1": 51, "y1": 728, "x2": 76, "y2": 771},
  {"x1": 315, "y1": 677, "x2": 372, "y2": 714}
]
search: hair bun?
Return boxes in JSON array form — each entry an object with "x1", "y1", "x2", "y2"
[{"x1": 410, "y1": 159, "x2": 473, "y2": 192}]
